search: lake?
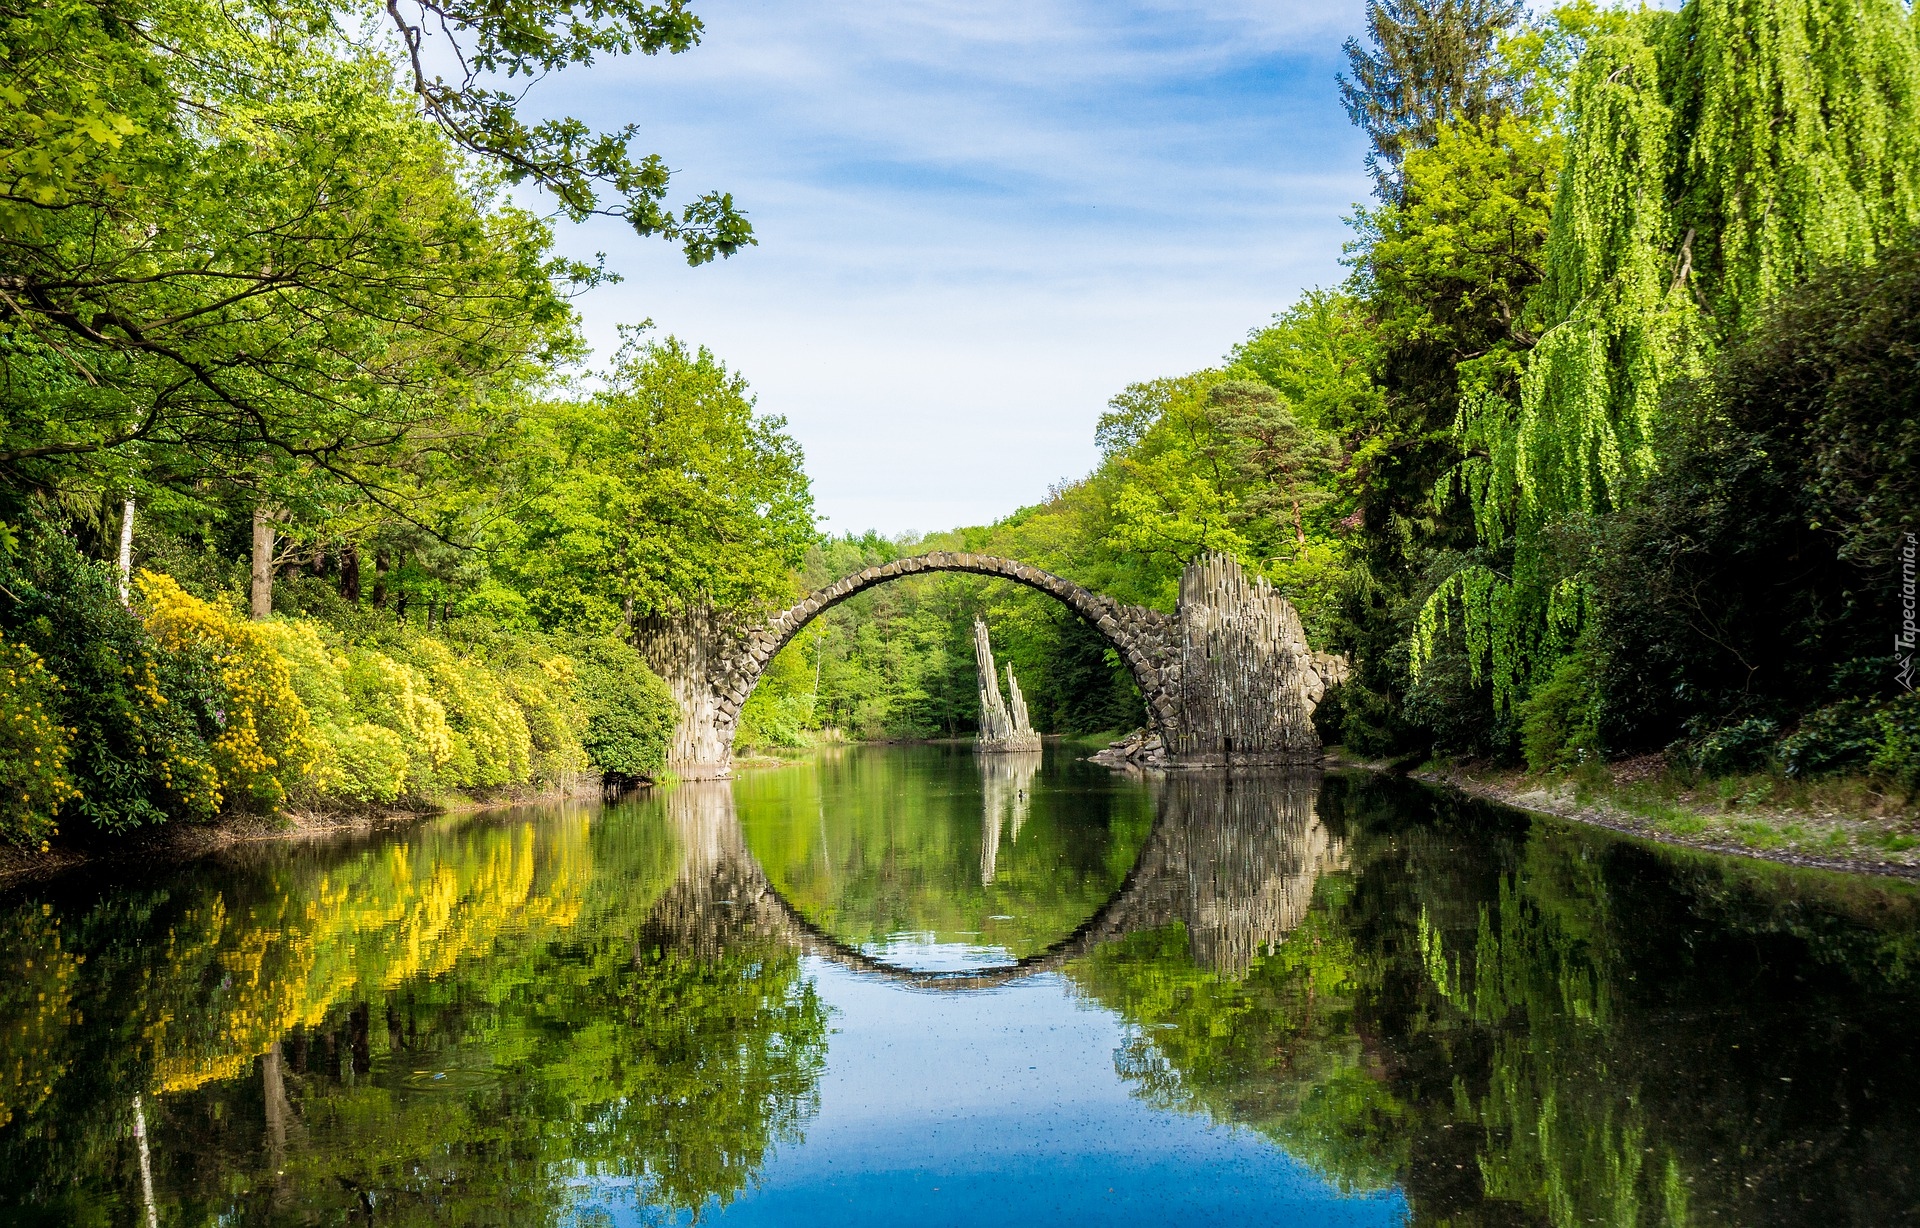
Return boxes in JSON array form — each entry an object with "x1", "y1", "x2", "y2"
[{"x1": 3, "y1": 745, "x2": 1918, "y2": 1225}]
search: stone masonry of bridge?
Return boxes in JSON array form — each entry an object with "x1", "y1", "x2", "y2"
[{"x1": 636, "y1": 551, "x2": 1343, "y2": 780}]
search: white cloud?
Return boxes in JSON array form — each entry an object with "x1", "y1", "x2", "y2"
[{"x1": 521, "y1": 0, "x2": 1371, "y2": 533}]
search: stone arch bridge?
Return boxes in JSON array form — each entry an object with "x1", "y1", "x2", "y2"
[{"x1": 637, "y1": 551, "x2": 1348, "y2": 779}]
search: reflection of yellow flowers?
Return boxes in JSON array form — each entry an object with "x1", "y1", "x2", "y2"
[
  {"x1": 138, "y1": 573, "x2": 321, "y2": 811},
  {"x1": 0, "y1": 908, "x2": 81, "y2": 1128},
  {"x1": 149, "y1": 815, "x2": 592, "y2": 1095}
]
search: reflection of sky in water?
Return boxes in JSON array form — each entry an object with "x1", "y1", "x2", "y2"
[
  {"x1": 856, "y1": 935, "x2": 1020, "y2": 972},
  {"x1": 576, "y1": 952, "x2": 1409, "y2": 1228}
]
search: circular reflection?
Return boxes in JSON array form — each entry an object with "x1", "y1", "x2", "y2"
[{"x1": 658, "y1": 746, "x2": 1344, "y2": 991}]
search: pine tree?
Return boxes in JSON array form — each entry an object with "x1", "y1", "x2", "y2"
[{"x1": 1338, "y1": 0, "x2": 1530, "y2": 200}]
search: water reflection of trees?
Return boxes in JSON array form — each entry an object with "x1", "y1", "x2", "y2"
[
  {"x1": 1073, "y1": 770, "x2": 1920, "y2": 1226},
  {"x1": 0, "y1": 806, "x2": 829, "y2": 1224},
  {"x1": 733, "y1": 746, "x2": 1157, "y2": 959},
  {"x1": 8, "y1": 764, "x2": 1920, "y2": 1226}
]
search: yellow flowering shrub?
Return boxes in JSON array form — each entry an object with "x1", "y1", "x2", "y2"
[
  {"x1": 260, "y1": 621, "x2": 421, "y2": 804},
  {"x1": 407, "y1": 637, "x2": 533, "y2": 788},
  {"x1": 0, "y1": 643, "x2": 79, "y2": 846},
  {"x1": 341, "y1": 649, "x2": 453, "y2": 792},
  {"x1": 0, "y1": 907, "x2": 81, "y2": 1127},
  {"x1": 137, "y1": 573, "x2": 321, "y2": 811},
  {"x1": 507, "y1": 655, "x2": 589, "y2": 785},
  {"x1": 324, "y1": 721, "x2": 412, "y2": 802}
]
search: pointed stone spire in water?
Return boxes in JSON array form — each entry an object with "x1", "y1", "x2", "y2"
[{"x1": 973, "y1": 616, "x2": 1041, "y2": 752}]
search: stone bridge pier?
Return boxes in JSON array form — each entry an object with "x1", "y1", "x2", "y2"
[{"x1": 636, "y1": 551, "x2": 1345, "y2": 780}]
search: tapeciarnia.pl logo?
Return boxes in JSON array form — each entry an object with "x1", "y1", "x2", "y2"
[{"x1": 1900, "y1": 530, "x2": 1917, "y2": 692}]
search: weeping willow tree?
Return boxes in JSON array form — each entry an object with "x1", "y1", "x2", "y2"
[{"x1": 1417, "y1": 0, "x2": 1920, "y2": 726}]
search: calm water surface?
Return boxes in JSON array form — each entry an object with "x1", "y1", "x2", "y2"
[{"x1": 4, "y1": 746, "x2": 1920, "y2": 1224}]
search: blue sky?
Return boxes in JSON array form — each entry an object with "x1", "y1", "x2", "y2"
[{"x1": 533, "y1": 0, "x2": 1373, "y2": 535}]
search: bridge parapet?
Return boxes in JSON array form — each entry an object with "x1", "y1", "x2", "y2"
[{"x1": 636, "y1": 552, "x2": 1335, "y2": 779}]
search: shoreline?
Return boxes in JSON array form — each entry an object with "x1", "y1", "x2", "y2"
[
  {"x1": 1328, "y1": 750, "x2": 1920, "y2": 881},
  {"x1": 0, "y1": 779, "x2": 622, "y2": 891},
  {"x1": 19, "y1": 741, "x2": 1908, "y2": 891}
]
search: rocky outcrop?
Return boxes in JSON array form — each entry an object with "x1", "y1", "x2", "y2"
[{"x1": 974, "y1": 617, "x2": 1042, "y2": 753}]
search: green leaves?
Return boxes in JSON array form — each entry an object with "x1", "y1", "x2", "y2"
[
  {"x1": 482, "y1": 333, "x2": 815, "y2": 628},
  {"x1": 381, "y1": 0, "x2": 754, "y2": 256}
]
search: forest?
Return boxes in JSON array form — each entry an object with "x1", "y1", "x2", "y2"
[
  {"x1": 4, "y1": 0, "x2": 1919, "y2": 849},
  {"x1": 0, "y1": 0, "x2": 812, "y2": 844},
  {"x1": 745, "y1": 0, "x2": 1920, "y2": 811}
]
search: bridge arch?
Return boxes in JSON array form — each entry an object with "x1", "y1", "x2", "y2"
[
  {"x1": 641, "y1": 552, "x2": 1180, "y2": 779},
  {"x1": 637, "y1": 550, "x2": 1335, "y2": 780},
  {"x1": 735, "y1": 551, "x2": 1176, "y2": 729}
]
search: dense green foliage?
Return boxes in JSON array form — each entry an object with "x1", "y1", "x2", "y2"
[
  {"x1": 805, "y1": 0, "x2": 1920, "y2": 793},
  {"x1": 0, "y1": 523, "x2": 682, "y2": 839},
  {"x1": 0, "y1": 0, "x2": 813, "y2": 841}
]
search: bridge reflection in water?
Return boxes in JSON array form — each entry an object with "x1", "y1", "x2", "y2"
[{"x1": 645, "y1": 763, "x2": 1346, "y2": 990}]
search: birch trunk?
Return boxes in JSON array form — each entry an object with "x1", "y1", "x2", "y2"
[{"x1": 116, "y1": 498, "x2": 135, "y2": 607}]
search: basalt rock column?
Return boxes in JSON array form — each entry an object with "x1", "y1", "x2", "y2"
[
  {"x1": 973, "y1": 617, "x2": 1042, "y2": 753},
  {"x1": 1168, "y1": 554, "x2": 1334, "y2": 765},
  {"x1": 634, "y1": 608, "x2": 741, "y2": 780}
]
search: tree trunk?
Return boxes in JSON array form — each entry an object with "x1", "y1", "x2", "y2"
[
  {"x1": 116, "y1": 498, "x2": 135, "y2": 608},
  {"x1": 338, "y1": 545, "x2": 361, "y2": 603},
  {"x1": 250, "y1": 507, "x2": 274, "y2": 620},
  {"x1": 131, "y1": 1094, "x2": 159, "y2": 1228},
  {"x1": 370, "y1": 550, "x2": 389, "y2": 608}
]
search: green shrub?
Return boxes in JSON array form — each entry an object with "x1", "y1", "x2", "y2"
[
  {"x1": 0, "y1": 525, "x2": 223, "y2": 832},
  {"x1": 505, "y1": 656, "x2": 588, "y2": 785},
  {"x1": 341, "y1": 648, "x2": 453, "y2": 791},
  {"x1": 1873, "y1": 693, "x2": 1920, "y2": 796},
  {"x1": 404, "y1": 637, "x2": 533, "y2": 788},
  {"x1": 261, "y1": 619, "x2": 428, "y2": 805},
  {"x1": 1689, "y1": 719, "x2": 1780, "y2": 777},
  {"x1": 1778, "y1": 700, "x2": 1882, "y2": 778},
  {"x1": 1516, "y1": 652, "x2": 1602, "y2": 773},
  {"x1": 565, "y1": 635, "x2": 676, "y2": 781},
  {"x1": 323, "y1": 721, "x2": 411, "y2": 803}
]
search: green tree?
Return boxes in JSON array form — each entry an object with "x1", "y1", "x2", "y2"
[
  {"x1": 1418, "y1": 0, "x2": 1920, "y2": 739},
  {"x1": 486, "y1": 333, "x2": 814, "y2": 632},
  {"x1": 1339, "y1": 0, "x2": 1529, "y2": 199}
]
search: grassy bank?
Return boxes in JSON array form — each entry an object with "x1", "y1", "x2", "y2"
[{"x1": 1353, "y1": 751, "x2": 1920, "y2": 878}]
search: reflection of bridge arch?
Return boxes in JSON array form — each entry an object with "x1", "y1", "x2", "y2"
[{"x1": 641, "y1": 772, "x2": 1346, "y2": 992}]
